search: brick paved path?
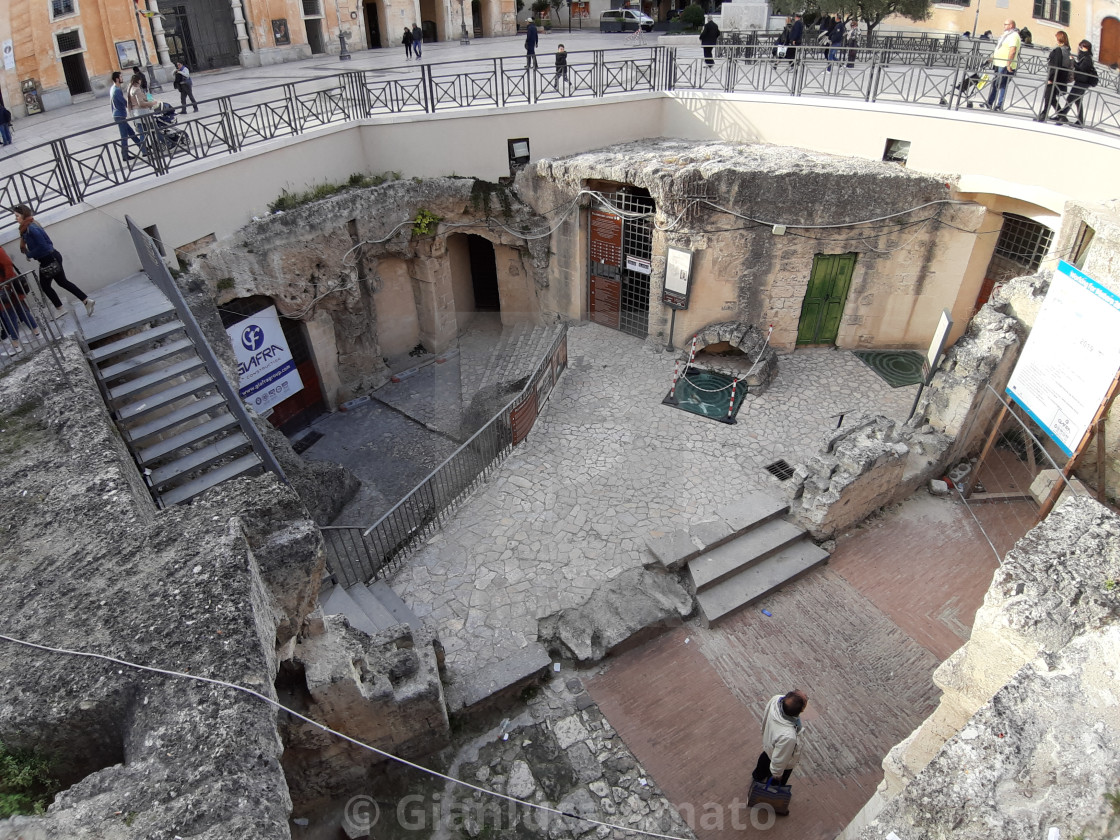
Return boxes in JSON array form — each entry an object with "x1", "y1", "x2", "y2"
[{"x1": 586, "y1": 494, "x2": 1026, "y2": 840}]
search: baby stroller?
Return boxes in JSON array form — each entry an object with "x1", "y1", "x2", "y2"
[
  {"x1": 941, "y1": 59, "x2": 990, "y2": 107},
  {"x1": 150, "y1": 102, "x2": 190, "y2": 153}
]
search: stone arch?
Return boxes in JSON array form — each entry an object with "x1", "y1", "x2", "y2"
[{"x1": 686, "y1": 321, "x2": 778, "y2": 393}]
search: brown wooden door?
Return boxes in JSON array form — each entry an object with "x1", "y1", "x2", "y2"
[{"x1": 1101, "y1": 17, "x2": 1120, "y2": 67}]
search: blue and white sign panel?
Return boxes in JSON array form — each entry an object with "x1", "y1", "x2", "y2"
[
  {"x1": 226, "y1": 306, "x2": 304, "y2": 413},
  {"x1": 1006, "y1": 260, "x2": 1120, "y2": 457}
]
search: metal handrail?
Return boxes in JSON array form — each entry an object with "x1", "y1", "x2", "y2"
[
  {"x1": 321, "y1": 322, "x2": 568, "y2": 587},
  {"x1": 2, "y1": 44, "x2": 1116, "y2": 237},
  {"x1": 0, "y1": 270, "x2": 70, "y2": 379}
]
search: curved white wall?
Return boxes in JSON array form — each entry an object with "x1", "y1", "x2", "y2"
[{"x1": 5, "y1": 90, "x2": 1117, "y2": 291}]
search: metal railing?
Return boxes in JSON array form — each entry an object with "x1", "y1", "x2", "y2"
[
  {"x1": 2, "y1": 44, "x2": 1117, "y2": 236},
  {"x1": 0, "y1": 270, "x2": 71, "y2": 379},
  {"x1": 322, "y1": 322, "x2": 568, "y2": 587}
]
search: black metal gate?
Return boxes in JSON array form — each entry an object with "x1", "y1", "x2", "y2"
[
  {"x1": 615, "y1": 190, "x2": 654, "y2": 339},
  {"x1": 162, "y1": 1, "x2": 241, "y2": 70}
]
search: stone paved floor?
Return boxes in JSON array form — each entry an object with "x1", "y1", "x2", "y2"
[{"x1": 388, "y1": 321, "x2": 918, "y2": 677}]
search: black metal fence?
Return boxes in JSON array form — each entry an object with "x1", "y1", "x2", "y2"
[
  {"x1": 2, "y1": 43, "x2": 1117, "y2": 238},
  {"x1": 322, "y1": 322, "x2": 568, "y2": 587},
  {"x1": 0, "y1": 270, "x2": 71, "y2": 378}
]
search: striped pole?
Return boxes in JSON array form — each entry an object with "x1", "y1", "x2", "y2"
[
  {"x1": 727, "y1": 377, "x2": 738, "y2": 420},
  {"x1": 669, "y1": 356, "x2": 682, "y2": 400}
]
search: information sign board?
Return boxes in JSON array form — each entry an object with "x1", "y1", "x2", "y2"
[
  {"x1": 226, "y1": 305, "x2": 304, "y2": 413},
  {"x1": 1006, "y1": 261, "x2": 1120, "y2": 456}
]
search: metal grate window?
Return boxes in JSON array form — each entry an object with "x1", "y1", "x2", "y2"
[
  {"x1": 55, "y1": 29, "x2": 82, "y2": 52},
  {"x1": 51, "y1": 0, "x2": 76, "y2": 17},
  {"x1": 302, "y1": 0, "x2": 322, "y2": 16},
  {"x1": 993, "y1": 213, "x2": 1053, "y2": 272},
  {"x1": 611, "y1": 189, "x2": 655, "y2": 339},
  {"x1": 1032, "y1": 0, "x2": 1070, "y2": 24}
]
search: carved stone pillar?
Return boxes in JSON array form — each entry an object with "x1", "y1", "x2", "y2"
[{"x1": 230, "y1": 0, "x2": 254, "y2": 63}]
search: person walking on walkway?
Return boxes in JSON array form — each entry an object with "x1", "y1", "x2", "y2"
[
  {"x1": 1054, "y1": 40, "x2": 1097, "y2": 126},
  {"x1": 1037, "y1": 31, "x2": 1071, "y2": 121},
  {"x1": 110, "y1": 72, "x2": 144, "y2": 160},
  {"x1": 14, "y1": 204, "x2": 95, "y2": 320},
  {"x1": 525, "y1": 19, "x2": 539, "y2": 69},
  {"x1": 412, "y1": 23, "x2": 423, "y2": 59},
  {"x1": 700, "y1": 15, "x2": 721, "y2": 66},
  {"x1": 402, "y1": 26, "x2": 414, "y2": 59},
  {"x1": 127, "y1": 73, "x2": 153, "y2": 151},
  {"x1": 752, "y1": 690, "x2": 808, "y2": 787},
  {"x1": 173, "y1": 62, "x2": 200, "y2": 114},
  {"x1": 0, "y1": 103, "x2": 12, "y2": 146},
  {"x1": 554, "y1": 44, "x2": 569, "y2": 89},
  {"x1": 986, "y1": 19, "x2": 1020, "y2": 111}
]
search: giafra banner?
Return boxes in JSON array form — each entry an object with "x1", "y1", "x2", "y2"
[{"x1": 225, "y1": 305, "x2": 304, "y2": 413}]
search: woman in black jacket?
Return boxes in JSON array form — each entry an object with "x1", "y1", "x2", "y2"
[
  {"x1": 1037, "y1": 30, "x2": 1071, "y2": 121},
  {"x1": 1054, "y1": 40, "x2": 1098, "y2": 126}
]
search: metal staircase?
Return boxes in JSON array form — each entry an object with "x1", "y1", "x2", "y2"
[{"x1": 78, "y1": 219, "x2": 286, "y2": 507}]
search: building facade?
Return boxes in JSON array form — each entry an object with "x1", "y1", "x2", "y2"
[{"x1": 0, "y1": 0, "x2": 515, "y2": 118}]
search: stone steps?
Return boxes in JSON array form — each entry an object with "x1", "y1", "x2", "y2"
[
  {"x1": 647, "y1": 491, "x2": 830, "y2": 627},
  {"x1": 319, "y1": 579, "x2": 424, "y2": 635}
]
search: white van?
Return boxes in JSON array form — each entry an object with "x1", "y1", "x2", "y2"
[{"x1": 599, "y1": 8, "x2": 655, "y2": 32}]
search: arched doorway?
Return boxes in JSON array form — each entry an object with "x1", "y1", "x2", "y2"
[
  {"x1": 419, "y1": 0, "x2": 448, "y2": 41},
  {"x1": 469, "y1": 235, "x2": 500, "y2": 311},
  {"x1": 1101, "y1": 17, "x2": 1120, "y2": 67},
  {"x1": 219, "y1": 295, "x2": 327, "y2": 434}
]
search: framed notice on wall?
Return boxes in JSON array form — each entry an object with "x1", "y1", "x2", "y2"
[
  {"x1": 590, "y1": 210, "x2": 623, "y2": 267},
  {"x1": 115, "y1": 40, "x2": 140, "y2": 70},
  {"x1": 662, "y1": 246, "x2": 694, "y2": 309}
]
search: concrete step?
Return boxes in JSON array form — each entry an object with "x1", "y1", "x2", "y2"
[
  {"x1": 367, "y1": 580, "x2": 424, "y2": 632},
  {"x1": 647, "y1": 490, "x2": 792, "y2": 571},
  {"x1": 696, "y1": 540, "x2": 830, "y2": 627},
  {"x1": 157, "y1": 452, "x2": 261, "y2": 506},
  {"x1": 148, "y1": 432, "x2": 251, "y2": 487},
  {"x1": 445, "y1": 643, "x2": 553, "y2": 715},
  {"x1": 136, "y1": 412, "x2": 240, "y2": 465},
  {"x1": 82, "y1": 302, "x2": 180, "y2": 344},
  {"x1": 99, "y1": 337, "x2": 194, "y2": 379},
  {"x1": 116, "y1": 374, "x2": 215, "y2": 423},
  {"x1": 688, "y1": 519, "x2": 807, "y2": 592},
  {"x1": 320, "y1": 584, "x2": 380, "y2": 637},
  {"x1": 347, "y1": 582, "x2": 400, "y2": 632},
  {"x1": 124, "y1": 393, "x2": 226, "y2": 445},
  {"x1": 86, "y1": 319, "x2": 185, "y2": 363},
  {"x1": 108, "y1": 356, "x2": 207, "y2": 402}
]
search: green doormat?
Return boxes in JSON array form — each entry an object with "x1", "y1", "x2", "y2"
[
  {"x1": 853, "y1": 350, "x2": 926, "y2": 388},
  {"x1": 663, "y1": 368, "x2": 747, "y2": 424}
]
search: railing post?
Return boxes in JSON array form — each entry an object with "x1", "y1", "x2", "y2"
[
  {"x1": 495, "y1": 57, "x2": 504, "y2": 107},
  {"x1": 282, "y1": 83, "x2": 301, "y2": 135},
  {"x1": 49, "y1": 138, "x2": 82, "y2": 206},
  {"x1": 342, "y1": 70, "x2": 369, "y2": 118},
  {"x1": 422, "y1": 63, "x2": 434, "y2": 113},
  {"x1": 218, "y1": 96, "x2": 242, "y2": 153}
]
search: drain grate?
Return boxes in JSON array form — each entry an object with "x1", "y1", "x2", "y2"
[
  {"x1": 291, "y1": 431, "x2": 324, "y2": 454},
  {"x1": 765, "y1": 459, "x2": 794, "y2": 481}
]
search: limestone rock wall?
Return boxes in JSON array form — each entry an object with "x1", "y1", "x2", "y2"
[
  {"x1": 193, "y1": 178, "x2": 549, "y2": 406},
  {"x1": 0, "y1": 343, "x2": 328, "y2": 840},
  {"x1": 283, "y1": 616, "x2": 449, "y2": 811},
  {"x1": 790, "y1": 417, "x2": 950, "y2": 539},
  {"x1": 520, "y1": 139, "x2": 986, "y2": 353},
  {"x1": 843, "y1": 494, "x2": 1120, "y2": 840}
]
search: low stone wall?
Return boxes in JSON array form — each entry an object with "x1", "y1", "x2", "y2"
[
  {"x1": 841, "y1": 494, "x2": 1120, "y2": 840},
  {"x1": 790, "y1": 416, "x2": 949, "y2": 540}
]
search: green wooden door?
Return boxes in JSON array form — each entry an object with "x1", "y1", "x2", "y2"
[{"x1": 796, "y1": 253, "x2": 857, "y2": 345}]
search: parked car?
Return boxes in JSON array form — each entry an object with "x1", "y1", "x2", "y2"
[{"x1": 599, "y1": 8, "x2": 655, "y2": 32}]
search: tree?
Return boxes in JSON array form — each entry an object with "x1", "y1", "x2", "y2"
[
  {"x1": 818, "y1": 0, "x2": 931, "y2": 40},
  {"x1": 680, "y1": 2, "x2": 705, "y2": 29}
]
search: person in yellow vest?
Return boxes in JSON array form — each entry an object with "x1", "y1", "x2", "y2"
[{"x1": 987, "y1": 19, "x2": 1021, "y2": 111}]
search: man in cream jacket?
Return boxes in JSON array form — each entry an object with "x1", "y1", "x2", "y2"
[{"x1": 752, "y1": 690, "x2": 808, "y2": 785}]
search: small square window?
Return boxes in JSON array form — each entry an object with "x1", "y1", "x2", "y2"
[
  {"x1": 883, "y1": 138, "x2": 910, "y2": 166},
  {"x1": 301, "y1": 0, "x2": 322, "y2": 16},
  {"x1": 51, "y1": 0, "x2": 76, "y2": 18},
  {"x1": 56, "y1": 29, "x2": 83, "y2": 53}
]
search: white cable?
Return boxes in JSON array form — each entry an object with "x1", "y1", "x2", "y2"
[
  {"x1": 700, "y1": 198, "x2": 970, "y2": 230},
  {"x1": 0, "y1": 632, "x2": 692, "y2": 840}
]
